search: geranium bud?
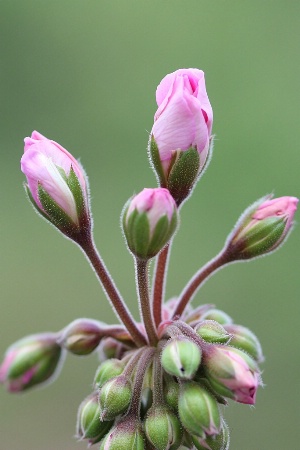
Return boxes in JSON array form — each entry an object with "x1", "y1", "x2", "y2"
[
  {"x1": 223, "y1": 324, "x2": 264, "y2": 363},
  {"x1": 122, "y1": 188, "x2": 178, "y2": 259},
  {"x1": 58, "y1": 319, "x2": 103, "y2": 355},
  {"x1": 76, "y1": 392, "x2": 113, "y2": 444},
  {"x1": 21, "y1": 131, "x2": 90, "y2": 237},
  {"x1": 99, "y1": 418, "x2": 145, "y2": 450},
  {"x1": 201, "y1": 309, "x2": 233, "y2": 325},
  {"x1": 164, "y1": 376, "x2": 180, "y2": 411},
  {"x1": 195, "y1": 320, "x2": 231, "y2": 344},
  {"x1": 93, "y1": 359, "x2": 125, "y2": 388},
  {"x1": 98, "y1": 375, "x2": 132, "y2": 420},
  {"x1": 144, "y1": 405, "x2": 183, "y2": 450},
  {"x1": 149, "y1": 69, "x2": 213, "y2": 204},
  {"x1": 0, "y1": 333, "x2": 63, "y2": 392},
  {"x1": 203, "y1": 346, "x2": 260, "y2": 405},
  {"x1": 161, "y1": 337, "x2": 202, "y2": 380},
  {"x1": 191, "y1": 418, "x2": 230, "y2": 450},
  {"x1": 178, "y1": 381, "x2": 221, "y2": 437},
  {"x1": 227, "y1": 195, "x2": 298, "y2": 260}
]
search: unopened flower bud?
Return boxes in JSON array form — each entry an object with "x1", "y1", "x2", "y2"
[
  {"x1": 161, "y1": 337, "x2": 202, "y2": 380},
  {"x1": 178, "y1": 382, "x2": 221, "y2": 437},
  {"x1": 149, "y1": 69, "x2": 213, "y2": 205},
  {"x1": 191, "y1": 418, "x2": 230, "y2": 450},
  {"x1": 195, "y1": 321, "x2": 231, "y2": 344},
  {"x1": 144, "y1": 405, "x2": 183, "y2": 450},
  {"x1": 122, "y1": 188, "x2": 178, "y2": 259},
  {"x1": 76, "y1": 392, "x2": 113, "y2": 444},
  {"x1": 223, "y1": 324, "x2": 264, "y2": 363},
  {"x1": 98, "y1": 375, "x2": 132, "y2": 420},
  {"x1": 99, "y1": 418, "x2": 145, "y2": 450},
  {"x1": 93, "y1": 359, "x2": 125, "y2": 388},
  {"x1": 201, "y1": 309, "x2": 233, "y2": 325},
  {"x1": 227, "y1": 195, "x2": 298, "y2": 260},
  {"x1": 164, "y1": 376, "x2": 180, "y2": 411},
  {"x1": 21, "y1": 131, "x2": 90, "y2": 237},
  {"x1": 0, "y1": 333, "x2": 63, "y2": 392},
  {"x1": 204, "y1": 346, "x2": 260, "y2": 405},
  {"x1": 58, "y1": 319, "x2": 104, "y2": 355}
]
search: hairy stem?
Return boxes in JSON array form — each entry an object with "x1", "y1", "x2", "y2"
[
  {"x1": 152, "y1": 243, "x2": 171, "y2": 327},
  {"x1": 129, "y1": 347, "x2": 155, "y2": 417},
  {"x1": 136, "y1": 258, "x2": 158, "y2": 346}
]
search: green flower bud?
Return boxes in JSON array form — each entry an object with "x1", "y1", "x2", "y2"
[
  {"x1": 99, "y1": 418, "x2": 145, "y2": 450},
  {"x1": 99, "y1": 375, "x2": 132, "y2": 420},
  {"x1": 140, "y1": 387, "x2": 153, "y2": 419},
  {"x1": 58, "y1": 319, "x2": 103, "y2": 355},
  {"x1": 0, "y1": 333, "x2": 63, "y2": 392},
  {"x1": 94, "y1": 359, "x2": 125, "y2": 388},
  {"x1": 201, "y1": 309, "x2": 233, "y2": 325},
  {"x1": 164, "y1": 376, "x2": 180, "y2": 411},
  {"x1": 191, "y1": 419, "x2": 230, "y2": 450},
  {"x1": 223, "y1": 324, "x2": 264, "y2": 363},
  {"x1": 122, "y1": 188, "x2": 178, "y2": 259},
  {"x1": 195, "y1": 321, "x2": 231, "y2": 344},
  {"x1": 161, "y1": 338, "x2": 202, "y2": 380},
  {"x1": 98, "y1": 337, "x2": 125, "y2": 361},
  {"x1": 144, "y1": 405, "x2": 183, "y2": 450},
  {"x1": 178, "y1": 382, "x2": 220, "y2": 437},
  {"x1": 76, "y1": 392, "x2": 113, "y2": 444}
]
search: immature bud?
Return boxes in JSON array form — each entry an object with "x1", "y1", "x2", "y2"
[
  {"x1": 164, "y1": 376, "x2": 180, "y2": 411},
  {"x1": 201, "y1": 309, "x2": 233, "y2": 325},
  {"x1": 76, "y1": 392, "x2": 113, "y2": 444},
  {"x1": 21, "y1": 131, "x2": 90, "y2": 237},
  {"x1": 223, "y1": 324, "x2": 264, "y2": 363},
  {"x1": 178, "y1": 382, "x2": 221, "y2": 437},
  {"x1": 98, "y1": 337, "x2": 125, "y2": 361},
  {"x1": 161, "y1": 337, "x2": 202, "y2": 380},
  {"x1": 226, "y1": 195, "x2": 298, "y2": 260},
  {"x1": 93, "y1": 359, "x2": 125, "y2": 388},
  {"x1": 98, "y1": 375, "x2": 132, "y2": 420},
  {"x1": 203, "y1": 346, "x2": 260, "y2": 405},
  {"x1": 195, "y1": 321, "x2": 231, "y2": 344},
  {"x1": 144, "y1": 405, "x2": 183, "y2": 450},
  {"x1": 99, "y1": 418, "x2": 145, "y2": 450},
  {"x1": 191, "y1": 418, "x2": 230, "y2": 450},
  {"x1": 0, "y1": 333, "x2": 63, "y2": 392},
  {"x1": 122, "y1": 188, "x2": 178, "y2": 259},
  {"x1": 58, "y1": 319, "x2": 104, "y2": 355}
]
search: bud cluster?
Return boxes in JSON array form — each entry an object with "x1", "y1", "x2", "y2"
[{"x1": 1, "y1": 68, "x2": 298, "y2": 449}]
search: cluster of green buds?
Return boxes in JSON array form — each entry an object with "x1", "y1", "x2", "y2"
[{"x1": 1, "y1": 69, "x2": 298, "y2": 449}]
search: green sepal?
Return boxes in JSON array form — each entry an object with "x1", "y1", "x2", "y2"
[
  {"x1": 242, "y1": 217, "x2": 285, "y2": 256},
  {"x1": 149, "y1": 215, "x2": 170, "y2": 256},
  {"x1": 24, "y1": 184, "x2": 53, "y2": 224},
  {"x1": 167, "y1": 147, "x2": 200, "y2": 205},
  {"x1": 67, "y1": 166, "x2": 85, "y2": 218},
  {"x1": 149, "y1": 136, "x2": 167, "y2": 187},
  {"x1": 38, "y1": 184, "x2": 76, "y2": 231}
]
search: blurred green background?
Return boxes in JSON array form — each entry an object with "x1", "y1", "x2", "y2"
[{"x1": 0, "y1": 1, "x2": 299, "y2": 449}]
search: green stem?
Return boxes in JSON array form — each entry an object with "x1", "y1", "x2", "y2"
[
  {"x1": 152, "y1": 243, "x2": 171, "y2": 327},
  {"x1": 136, "y1": 258, "x2": 158, "y2": 346},
  {"x1": 77, "y1": 233, "x2": 147, "y2": 347},
  {"x1": 172, "y1": 250, "x2": 231, "y2": 319}
]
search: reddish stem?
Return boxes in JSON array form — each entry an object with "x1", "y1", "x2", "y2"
[{"x1": 152, "y1": 244, "x2": 171, "y2": 327}]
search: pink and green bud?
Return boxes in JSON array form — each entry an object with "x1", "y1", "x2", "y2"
[
  {"x1": 0, "y1": 333, "x2": 63, "y2": 392},
  {"x1": 58, "y1": 319, "x2": 104, "y2": 355},
  {"x1": 161, "y1": 337, "x2": 202, "y2": 380},
  {"x1": 21, "y1": 131, "x2": 90, "y2": 235},
  {"x1": 178, "y1": 382, "x2": 221, "y2": 437},
  {"x1": 122, "y1": 188, "x2": 178, "y2": 259},
  {"x1": 227, "y1": 195, "x2": 298, "y2": 260},
  {"x1": 223, "y1": 324, "x2": 264, "y2": 363},
  {"x1": 203, "y1": 346, "x2": 260, "y2": 405},
  {"x1": 195, "y1": 320, "x2": 231, "y2": 344},
  {"x1": 99, "y1": 418, "x2": 145, "y2": 450},
  {"x1": 76, "y1": 392, "x2": 113, "y2": 444},
  {"x1": 149, "y1": 69, "x2": 213, "y2": 204},
  {"x1": 93, "y1": 358, "x2": 125, "y2": 388},
  {"x1": 144, "y1": 405, "x2": 183, "y2": 450},
  {"x1": 98, "y1": 375, "x2": 132, "y2": 420},
  {"x1": 191, "y1": 418, "x2": 230, "y2": 450}
]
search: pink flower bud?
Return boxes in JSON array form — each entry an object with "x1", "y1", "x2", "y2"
[
  {"x1": 21, "y1": 131, "x2": 88, "y2": 227},
  {"x1": 204, "y1": 346, "x2": 261, "y2": 405},
  {"x1": 227, "y1": 195, "x2": 298, "y2": 259},
  {"x1": 123, "y1": 188, "x2": 178, "y2": 259},
  {"x1": 151, "y1": 69, "x2": 213, "y2": 177}
]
